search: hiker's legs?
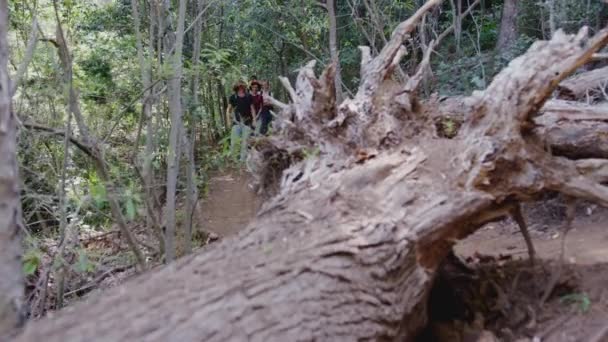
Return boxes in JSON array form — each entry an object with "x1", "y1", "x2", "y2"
[
  {"x1": 254, "y1": 117, "x2": 262, "y2": 136},
  {"x1": 230, "y1": 122, "x2": 242, "y2": 160},
  {"x1": 240, "y1": 125, "x2": 251, "y2": 162},
  {"x1": 261, "y1": 113, "x2": 271, "y2": 135}
]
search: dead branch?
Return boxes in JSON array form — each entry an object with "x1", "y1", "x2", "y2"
[
  {"x1": 538, "y1": 99, "x2": 608, "y2": 123},
  {"x1": 435, "y1": 0, "x2": 481, "y2": 46},
  {"x1": 21, "y1": 122, "x2": 94, "y2": 158},
  {"x1": 557, "y1": 65, "x2": 608, "y2": 100},
  {"x1": 357, "y1": 0, "x2": 442, "y2": 99}
]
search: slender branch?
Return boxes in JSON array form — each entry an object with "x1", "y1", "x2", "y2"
[
  {"x1": 435, "y1": 0, "x2": 481, "y2": 46},
  {"x1": 22, "y1": 122, "x2": 94, "y2": 158},
  {"x1": 406, "y1": 39, "x2": 437, "y2": 91}
]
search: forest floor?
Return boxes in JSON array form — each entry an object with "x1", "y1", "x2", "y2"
[{"x1": 197, "y1": 168, "x2": 261, "y2": 238}]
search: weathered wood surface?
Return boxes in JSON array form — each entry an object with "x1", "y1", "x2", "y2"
[{"x1": 557, "y1": 65, "x2": 608, "y2": 100}]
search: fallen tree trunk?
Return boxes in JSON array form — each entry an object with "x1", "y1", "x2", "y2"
[
  {"x1": 542, "y1": 121, "x2": 608, "y2": 159},
  {"x1": 14, "y1": 4, "x2": 608, "y2": 341},
  {"x1": 434, "y1": 99, "x2": 608, "y2": 160},
  {"x1": 534, "y1": 100, "x2": 608, "y2": 159},
  {"x1": 557, "y1": 65, "x2": 608, "y2": 101}
]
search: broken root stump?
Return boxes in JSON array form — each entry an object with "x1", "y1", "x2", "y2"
[{"x1": 14, "y1": 7, "x2": 608, "y2": 342}]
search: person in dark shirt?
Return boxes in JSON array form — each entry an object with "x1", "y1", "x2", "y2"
[
  {"x1": 226, "y1": 82, "x2": 256, "y2": 161},
  {"x1": 227, "y1": 82, "x2": 255, "y2": 127},
  {"x1": 258, "y1": 80, "x2": 274, "y2": 135}
]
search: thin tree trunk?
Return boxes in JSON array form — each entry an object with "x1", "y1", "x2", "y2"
[
  {"x1": 327, "y1": 0, "x2": 343, "y2": 104},
  {"x1": 496, "y1": 0, "x2": 518, "y2": 53},
  {"x1": 54, "y1": 86, "x2": 73, "y2": 310},
  {"x1": 164, "y1": 0, "x2": 187, "y2": 262},
  {"x1": 0, "y1": 0, "x2": 24, "y2": 334},
  {"x1": 52, "y1": 1, "x2": 146, "y2": 270},
  {"x1": 131, "y1": 0, "x2": 164, "y2": 254},
  {"x1": 548, "y1": 0, "x2": 557, "y2": 36},
  {"x1": 450, "y1": 0, "x2": 463, "y2": 55},
  {"x1": 183, "y1": 0, "x2": 204, "y2": 255}
]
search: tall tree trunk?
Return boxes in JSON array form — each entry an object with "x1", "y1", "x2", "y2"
[
  {"x1": 0, "y1": 0, "x2": 24, "y2": 334},
  {"x1": 131, "y1": 0, "x2": 164, "y2": 253},
  {"x1": 164, "y1": 0, "x2": 187, "y2": 262},
  {"x1": 548, "y1": 0, "x2": 557, "y2": 36},
  {"x1": 496, "y1": 0, "x2": 519, "y2": 53},
  {"x1": 13, "y1": 2, "x2": 608, "y2": 341},
  {"x1": 326, "y1": 0, "x2": 343, "y2": 104},
  {"x1": 183, "y1": 0, "x2": 204, "y2": 255},
  {"x1": 52, "y1": 1, "x2": 146, "y2": 270},
  {"x1": 449, "y1": 0, "x2": 462, "y2": 55}
]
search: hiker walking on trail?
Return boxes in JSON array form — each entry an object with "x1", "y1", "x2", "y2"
[
  {"x1": 258, "y1": 80, "x2": 274, "y2": 135},
  {"x1": 226, "y1": 81, "x2": 256, "y2": 162},
  {"x1": 249, "y1": 81, "x2": 264, "y2": 135}
]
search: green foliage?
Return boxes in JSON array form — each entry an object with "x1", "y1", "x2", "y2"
[
  {"x1": 22, "y1": 248, "x2": 42, "y2": 276},
  {"x1": 88, "y1": 173, "x2": 108, "y2": 209},
  {"x1": 560, "y1": 292, "x2": 591, "y2": 313},
  {"x1": 74, "y1": 248, "x2": 96, "y2": 274},
  {"x1": 122, "y1": 182, "x2": 141, "y2": 222}
]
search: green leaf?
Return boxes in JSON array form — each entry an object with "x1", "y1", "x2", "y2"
[
  {"x1": 90, "y1": 182, "x2": 107, "y2": 207},
  {"x1": 22, "y1": 249, "x2": 41, "y2": 276},
  {"x1": 125, "y1": 198, "x2": 136, "y2": 221},
  {"x1": 75, "y1": 249, "x2": 95, "y2": 274},
  {"x1": 560, "y1": 292, "x2": 591, "y2": 313},
  {"x1": 23, "y1": 260, "x2": 38, "y2": 276}
]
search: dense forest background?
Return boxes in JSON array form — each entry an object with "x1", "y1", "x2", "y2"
[{"x1": 6, "y1": 0, "x2": 608, "y2": 318}]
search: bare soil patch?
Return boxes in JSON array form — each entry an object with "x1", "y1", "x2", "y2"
[
  {"x1": 419, "y1": 205, "x2": 608, "y2": 341},
  {"x1": 197, "y1": 169, "x2": 261, "y2": 238}
]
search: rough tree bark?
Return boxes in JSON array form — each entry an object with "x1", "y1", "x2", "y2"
[
  {"x1": 325, "y1": 0, "x2": 344, "y2": 104},
  {"x1": 164, "y1": 0, "x2": 187, "y2": 262},
  {"x1": 0, "y1": 0, "x2": 24, "y2": 335},
  {"x1": 15, "y1": 2, "x2": 608, "y2": 341},
  {"x1": 496, "y1": 0, "x2": 518, "y2": 53}
]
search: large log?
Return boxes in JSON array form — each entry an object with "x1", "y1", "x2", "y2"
[
  {"x1": 13, "y1": 10, "x2": 608, "y2": 342},
  {"x1": 543, "y1": 121, "x2": 608, "y2": 159},
  {"x1": 434, "y1": 99, "x2": 608, "y2": 160},
  {"x1": 557, "y1": 65, "x2": 608, "y2": 100},
  {"x1": 534, "y1": 100, "x2": 608, "y2": 159}
]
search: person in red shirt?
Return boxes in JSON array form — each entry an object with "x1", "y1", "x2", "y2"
[{"x1": 250, "y1": 80, "x2": 263, "y2": 117}]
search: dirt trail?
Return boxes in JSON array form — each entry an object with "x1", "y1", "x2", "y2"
[
  {"x1": 197, "y1": 170, "x2": 260, "y2": 238},
  {"x1": 457, "y1": 210, "x2": 608, "y2": 265}
]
